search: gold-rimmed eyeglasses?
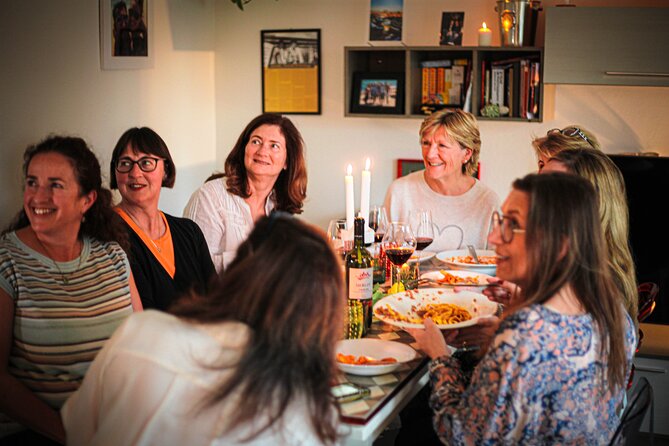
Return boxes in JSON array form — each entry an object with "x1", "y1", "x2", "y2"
[
  {"x1": 490, "y1": 211, "x2": 526, "y2": 244},
  {"x1": 547, "y1": 127, "x2": 594, "y2": 148}
]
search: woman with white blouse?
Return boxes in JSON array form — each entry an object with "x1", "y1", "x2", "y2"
[{"x1": 184, "y1": 113, "x2": 307, "y2": 272}]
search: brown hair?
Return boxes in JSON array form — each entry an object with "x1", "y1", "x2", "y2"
[
  {"x1": 207, "y1": 113, "x2": 307, "y2": 214},
  {"x1": 532, "y1": 125, "x2": 601, "y2": 168},
  {"x1": 419, "y1": 109, "x2": 481, "y2": 177},
  {"x1": 109, "y1": 127, "x2": 176, "y2": 189},
  {"x1": 3, "y1": 136, "x2": 128, "y2": 249},
  {"x1": 513, "y1": 173, "x2": 628, "y2": 392},
  {"x1": 171, "y1": 213, "x2": 343, "y2": 443},
  {"x1": 549, "y1": 148, "x2": 637, "y2": 322}
]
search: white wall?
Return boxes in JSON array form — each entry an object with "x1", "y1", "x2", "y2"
[
  {"x1": 0, "y1": 0, "x2": 217, "y2": 227},
  {"x1": 215, "y1": 0, "x2": 669, "y2": 230}
]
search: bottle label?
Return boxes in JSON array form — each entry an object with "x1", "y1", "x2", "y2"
[{"x1": 348, "y1": 267, "x2": 373, "y2": 300}]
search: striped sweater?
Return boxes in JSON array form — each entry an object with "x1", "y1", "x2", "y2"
[{"x1": 0, "y1": 231, "x2": 133, "y2": 412}]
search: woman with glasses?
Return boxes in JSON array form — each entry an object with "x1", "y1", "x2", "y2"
[
  {"x1": 384, "y1": 109, "x2": 499, "y2": 253},
  {"x1": 184, "y1": 113, "x2": 307, "y2": 272},
  {"x1": 409, "y1": 173, "x2": 636, "y2": 444},
  {"x1": 532, "y1": 125, "x2": 600, "y2": 171},
  {"x1": 62, "y1": 215, "x2": 344, "y2": 445},
  {"x1": 110, "y1": 127, "x2": 215, "y2": 311}
]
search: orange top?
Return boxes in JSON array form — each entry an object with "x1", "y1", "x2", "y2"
[{"x1": 115, "y1": 208, "x2": 176, "y2": 278}]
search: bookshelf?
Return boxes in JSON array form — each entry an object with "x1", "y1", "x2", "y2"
[{"x1": 345, "y1": 46, "x2": 544, "y2": 122}]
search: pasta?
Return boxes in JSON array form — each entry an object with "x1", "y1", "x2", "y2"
[
  {"x1": 336, "y1": 353, "x2": 397, "y2": 365},
  {"x1": 437, "y1": 270, "x2": 479, "y2": 285},
  {"x1": 375, "y1": 302, "x2": 472, "y2": 325},
  {"x1": 448, "y1": 255, "x2": 497, "y2": 265}
]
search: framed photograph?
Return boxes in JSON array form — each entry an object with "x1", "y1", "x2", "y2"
[
  {"x1": 440, "y1": 12, "x2": 464, "y2": 46},
  {"x1": 261, "y1": 29, "x2": 321, "y2": 114},
  {"x1": 369, "y1": 0, "x2": 403, "y2": 42},
  {"x1": 99, "y1": 0, "x2": 153, "y2": 70},
  {"x1": 350, "y1": 72, "x2": 404, "y2": 115}
]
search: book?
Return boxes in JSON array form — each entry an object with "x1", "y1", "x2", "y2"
[
  {"x1": 491, "y1": 67, "x2": 505, "y2": 107},
  {"x1": 527, "y1": 61, "x2": 541, "y2": 119},
  {"x1": 420, "y1": 60, "x2": 452, "y2": 68}
]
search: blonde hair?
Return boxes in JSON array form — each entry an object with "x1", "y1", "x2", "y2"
[
  {"x1": 532, "y1": 125, "x2": 601, "y2": 163},
  {"x1": 419, "y1": 109, "x2": 480, "y2": 177},
  {"x1": 549, "y1": 148, "x2": 638, "y2": 322}
]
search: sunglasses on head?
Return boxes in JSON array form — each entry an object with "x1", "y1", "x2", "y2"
[{"x1": 547, "y1": 127, "x2": 594, "y2": 148}]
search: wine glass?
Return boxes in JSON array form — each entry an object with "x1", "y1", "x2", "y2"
[
  {"x1": 381, "y1": 222, "x2": 416, "y2": 288},
  {"x1": 368, "y1": 205, "x2": 389, "y2": 243},
  {"x1": 326, "y1": 218, "x2": 349, "y2": 262},
  {"x1": 410, "y1": 209, "x2": 435, "y2": 260}
]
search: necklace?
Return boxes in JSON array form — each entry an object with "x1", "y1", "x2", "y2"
[
  {"x1": 122, "y1": 208, "x2": 164, "y2": 253},
  {"x1": 34, "y1": 237, "x2": 83, "y2": 285}
]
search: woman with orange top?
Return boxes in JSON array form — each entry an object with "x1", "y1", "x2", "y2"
[{"x1": 110, "y1": 127, "x2": 215, "y2": 310}]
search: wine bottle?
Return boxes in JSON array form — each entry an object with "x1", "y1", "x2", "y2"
[{"x1": 345, "y1": 216, "x2": 374, "y2": 336}]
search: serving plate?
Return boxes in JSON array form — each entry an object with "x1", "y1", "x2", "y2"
[
  {"x1": 335, "y1": 339, "x2": 416, "y2": 376},
  {"x1": 435, "y1": 249, "x2": 498, "y2": 275},
  {"x1": 408, "y1": 250, "x2": 436, "y2": 263},
  {"x1": 373, "y1": 288, "x2": 498, "y2": 330},
  {"x1": 420, "y1": 269, "x2": 493, "y2": 287}
]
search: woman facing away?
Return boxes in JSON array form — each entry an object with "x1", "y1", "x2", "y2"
[
  {"x1": 532, "y1": 125, "x2": 600, "y2": 171},
  {"x1": 62, "y1": 213, "x2": 344, "y2": 445},
  {"x1": 110, "y1": 127, "x2": 215, "y2": 311},
  {"x1": 0, "y1": 136, "x2": 141, "y2": 444},
  {"x1": 384, "y1": 109, "x2": 499, "y2": 252},
  {"x1": 410, "y1": 173, "x2": 636, "y2": 444},
  {"x1": 184, "y1": 113, "x2": 307, "y2": 272}
]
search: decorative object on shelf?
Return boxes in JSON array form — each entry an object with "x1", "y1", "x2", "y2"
[
  {"x1": 350, "y1": 72, "x2": 404, "y2": 115},
  {"x1": 480, "y1": 103, "x2": 509, "y2": 118},
  {"x1": 369, "y1": 0, "x2": 403, "y2": 42},
  {"x1": 261, "y1": 29, "x2": 321, "y2": 114},
  {"x1": 495, "y1": 0, "x2": 541, "y2": 47},
  {"x1": 99, "y1": 0, "x2": 153, "y2": 70},
  {"x1": 440, "y1": 12, "x2": 465, "y2": 46},
  {"x1": 478, "y1": 22, "x2": 493, "y2": 46}
]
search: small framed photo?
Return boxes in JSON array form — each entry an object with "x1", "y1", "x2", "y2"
[
  {"x1": 261, "y1": 29, "x2": 321, "y2": 114},
  {"x1": 396, "y1": 159, "x2": 424, "y2": 178},
  {"x1": 99, "y1": 0, "x2": 153, "y2": 70},
  {"x1": 350, "y1": 72, "x2": 404, "y2": 115},
  {"x1": 369, "y1": 0, "x2": 404, "y2": 42},
  {"x1": 440, "y1": 12, "x2": 464, "y2": 46}
]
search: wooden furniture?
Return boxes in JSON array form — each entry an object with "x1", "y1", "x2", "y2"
[
  {"x1": 345, "y1": 46, "x2": 544, "y2": 122},
  {"x1": 544, "y1": 7, "x2": 669, "y2": 87}
]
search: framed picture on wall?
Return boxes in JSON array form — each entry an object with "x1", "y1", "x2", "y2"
[
  {"x1": 261, "y1": 29, "x2": 321, "y2": 114},
  {"x1": 99, "y1": 0, "x2": 154, "y2": 70},
  {"x1": 369, "y1": 0, "x2": 404, "y2": 42},
  {"x1": 350, "y1": 72, "x2": 404, "y2": 115}
]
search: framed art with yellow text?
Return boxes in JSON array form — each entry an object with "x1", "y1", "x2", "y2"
[{"x1": 261, "y1": 29, "x2": 321, "y2": 114}]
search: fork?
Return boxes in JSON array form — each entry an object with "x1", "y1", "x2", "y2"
[{"x1": 467, "y1": 245, "x2": 481, "y2": 264}]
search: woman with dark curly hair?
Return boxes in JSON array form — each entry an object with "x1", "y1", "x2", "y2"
[
  {"x1": 63, "y1": 214, "x2": 344, "y2": 445},
  {"x1": 184, "y1": 113, "x2": 307, "y2": 272},
  {"x1": 0, "y1": 136, "x2": 141, "y2": 444}
]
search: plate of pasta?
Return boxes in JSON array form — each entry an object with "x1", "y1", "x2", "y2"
[
  {"x1": 336, "y1": 339, "x2": 416, "y2": 376},
  {"x1": 373, "y1": 288, "x2": 498, "y2": 330},
  {"x1": 436, "y1": 249, "x2": 498, "y2": 275},
  {"x1": 420, "y1": 269, "x2": 493, "y2": 287}
]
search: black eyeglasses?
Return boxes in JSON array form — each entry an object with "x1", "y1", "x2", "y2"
[
  {"x1": 115, "y1": 157, "x2": 164, "y2": 173},
  {"x1": 547, "y1": 127, "x2": 594, "y2": 148},
  {"x1": 490, "y1": 211, "x2": 526, "y2": 244}
]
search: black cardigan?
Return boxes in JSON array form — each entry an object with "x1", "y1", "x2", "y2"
[{"x1": 125, "y1": 213, "x2": 216, "y2": 311}]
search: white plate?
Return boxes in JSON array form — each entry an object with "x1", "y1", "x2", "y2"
[
  {"x1": 408, "y1": 250, "x2": 436, "y2": 263},
  {"x1": 435, "y1": 249, "x2": 498, "y2": 275},
  {"x1": 336, "y1": 339, "x2": 416, "y2": 376},
  {"x1": 373, "y1": 288, "x2": 498, "y2": 330},
  {"x1": 420, "y1": 269, "x2": 493, "y2": 287}
]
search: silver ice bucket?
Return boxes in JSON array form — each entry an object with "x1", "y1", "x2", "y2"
[{"x1": 495, "y1": 0, "x2": 541, "y2": 47}]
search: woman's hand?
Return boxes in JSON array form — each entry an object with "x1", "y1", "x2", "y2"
[
  {"x1": 407, "y1": 319, "x2": 458, "y2": 360},
  {"x1": 449, "y1": 315, "x2": 500, "y2": 356},
  {"x1": 482, "y1": 277, "x2": 520, "y2": 306}
]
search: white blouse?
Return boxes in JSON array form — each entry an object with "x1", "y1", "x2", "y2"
[{"x1": 183, "y1": 178, "x2": 274, "y2": 273}]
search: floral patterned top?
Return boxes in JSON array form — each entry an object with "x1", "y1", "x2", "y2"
[{"x1": 429, "y1": 304, "x2": 636, "y2": 445}]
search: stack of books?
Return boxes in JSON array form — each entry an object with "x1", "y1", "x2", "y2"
[{"x1": 420, "y1": 59, "x2": 471, "y2": 109}]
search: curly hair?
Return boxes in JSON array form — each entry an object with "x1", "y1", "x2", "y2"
[
  {"x1": 2, "y1": 136, "x2": 128, "y2": 250},
  {"x1": 206, "y1": 113, "x2": 307, "y2": 214}
]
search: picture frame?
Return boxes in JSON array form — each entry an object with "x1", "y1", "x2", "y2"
[
  {"x1": 369, "y1": 0, "x2": 404, "y2": 42},
  {"x1": 350, "y1": 72, "x2": 404, "y2": 115},
  {"x1": 396, "y1": 158, "x2": 480, "y2": 178},
  {"x1": 440, "y1": 12, "x2": 465, "y2": 46},
  {"x1": 99, "y1": 0, "x2": 154, "y2": 70},
  {"x1": 261, "y1": 29, "x2": 321, "y2": 115}
]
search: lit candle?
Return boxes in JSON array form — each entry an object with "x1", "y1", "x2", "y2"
[
  {"x1": 360, "y1": 158, "x2": 371, "y2": 226},
  {"x1": 478, "y1": 22, "x2": 492, "y2": 46},
  {"x1": 345, "y1": 164, "x2": 355, "y2": 229}
]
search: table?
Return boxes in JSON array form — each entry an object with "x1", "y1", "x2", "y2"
[{"x1": 338, "y1": 322, "x2": 429, "y2": 446}]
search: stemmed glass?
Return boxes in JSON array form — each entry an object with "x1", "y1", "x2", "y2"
[
  {"x1": 381, "y1": 222, "x2": 416, "y2": 288},
  {"x1": 410, "y1": 209, "x2": 435, "y2": 259},
  {"x1": 326, "y1": 218, "x2": 349, "y2": 262},
  {"x1": 368, "y1": 205, "x2": 389, "y2": 243}
]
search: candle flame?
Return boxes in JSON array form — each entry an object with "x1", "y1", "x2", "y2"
[
  {"x1": 346, "y1": 164, "x2": 352, "y2": 175},
  {"x1": 365, "y1": 158, "x2": 371, "y2": 171},
  {"x1": 482, "y1": 22, "x2": 488, "y2": 29}
]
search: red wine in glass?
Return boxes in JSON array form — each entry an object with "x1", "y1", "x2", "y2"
[
  {"x1": 374, "y1": 232, "x2": 385, "y2": 243},
  {"x1": 415, "y1": 237, "x2": 433, "y2": 251},
  {"x1": 385, "y1": 247, "x2": 414, "y2": 266}
]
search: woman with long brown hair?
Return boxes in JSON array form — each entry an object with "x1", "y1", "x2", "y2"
[
  {"x1": 410, "y1": 173, "x2": 636, "y2": 444},
  {"x1": 62, "y1": 214, "x2": 344, "y2": 445},
  {"x1": 184, "y1": 113, "x2": 307, "y2": 272}
]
